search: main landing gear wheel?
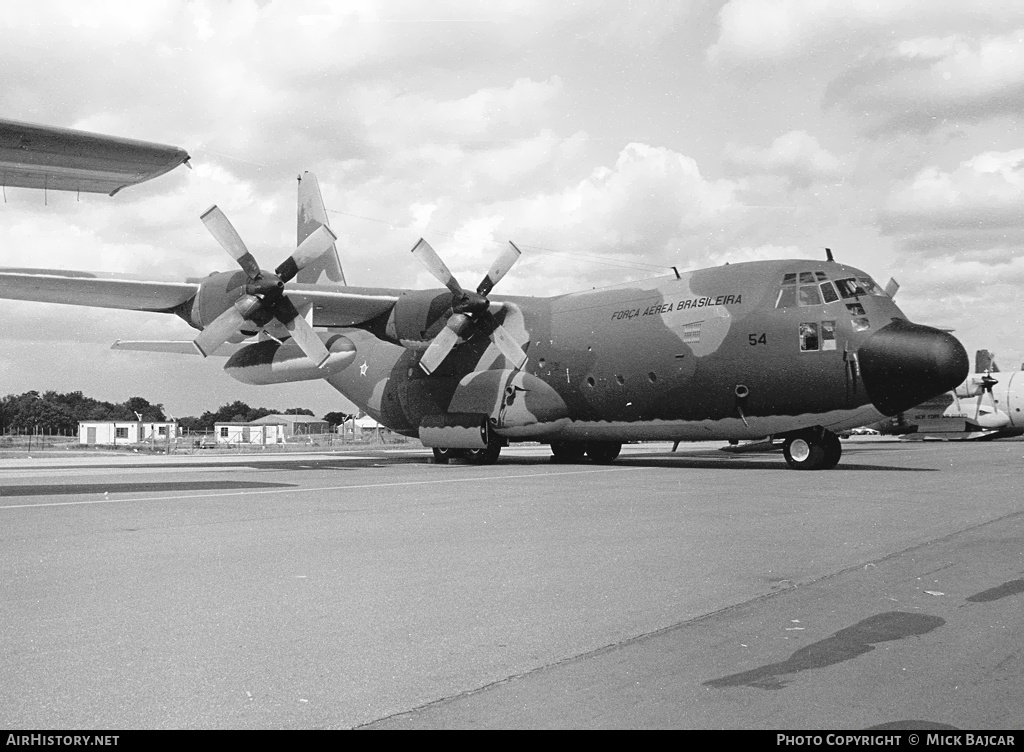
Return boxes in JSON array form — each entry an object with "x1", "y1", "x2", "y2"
[
  {"x1": 550, "y1": 440, "x2": 587, "y2": 463},
  {"x1": 431, "y1": 447, "x2": 463, "y2": 464},
  {"x1": 783, "y1": 430, "x2": 841, "y2": 470},
  {"x1": 585, "y1": 441, "x2": 622, "y2": 464},
  {"x1": 464, "y1": 437, "x2": 503, "y2": 465},
  {"x1": 820, "y1": 431, "x2": 842, "y2": 469}
]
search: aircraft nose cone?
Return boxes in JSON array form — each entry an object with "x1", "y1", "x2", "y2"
[{"x1": 858, "y1": 319, "x2": 969, "y2": 416}]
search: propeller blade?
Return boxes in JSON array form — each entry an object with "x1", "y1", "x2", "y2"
[
  {"x1": 201, "y1": 205, "x2": 262, "y2": 279},
  {"x1": 411, "y1": 238, "x2": 465, "y2": 297},
  {"x1": 275, "y1": 296, "x2": 330, "y2": 367},
  {"x1": 488, "y1": 321, "x2": 528, "y2": 370},
  {"x1": 477, "y1": 242, "x2": 522, "y2": 297},
  {"x1": 275, "y1": 225, "x2": 338, "y2": 283},
  {"x1": 418, "y1": 313, "x2": 470, "y2": 375},
  {"x1": 193, "y1": 294, "x2": 261, "y2": 357}
]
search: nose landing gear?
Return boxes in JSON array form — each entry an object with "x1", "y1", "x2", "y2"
[{"x1": 782, "y1": 428, "x2": 842, "y2": 470}]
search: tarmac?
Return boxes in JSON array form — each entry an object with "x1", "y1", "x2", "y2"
[{"x1": 1, "y1": 438, "x2": 1022, "y2": 730}]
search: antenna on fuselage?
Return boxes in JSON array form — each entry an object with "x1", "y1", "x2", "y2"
[{"x1": 825, "y1": 247, "x2": 834, "y2": 262}]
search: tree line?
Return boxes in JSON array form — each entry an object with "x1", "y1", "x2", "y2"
[{"x1": 0, "y1": 391, "x2": 353, "y2": 434}]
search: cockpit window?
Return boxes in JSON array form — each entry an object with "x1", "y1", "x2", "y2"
[
  {"x1": 857, "y1": 277, "x2": 884, "y2": 296},
  {"x1": 776, "y1": 271, "x2": 833, "y2": 308},
  {"x1": 835, "y1": 277, "x2": 885, "y2": 299},
  {"x1": 798, "y1": 285, "x2": 822, "y2": 306},
  {"x1": 835, "y1": 278, "x2": 865, "y2": 298}
]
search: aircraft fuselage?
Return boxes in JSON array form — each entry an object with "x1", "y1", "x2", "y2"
[{"x1": 309, "y1": 259, "x2": 966, "y2": 452}]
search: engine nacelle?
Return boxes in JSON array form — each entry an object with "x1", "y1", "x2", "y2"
[
  {"x1": 224, "y1": 334, "x2": 356, "y2": 385},
  {"x1": 385, "y1": 289, "x2": 456, "y2": 346},
  {"x1": 177, "y1": 270, "x2": 251, "y2": 329}
]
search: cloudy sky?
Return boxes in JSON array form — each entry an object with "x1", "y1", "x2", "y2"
[{"x1": 2, "y1": 0, "x2": 1023, "y2": 419}]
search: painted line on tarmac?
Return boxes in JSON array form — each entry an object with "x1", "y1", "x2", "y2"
[{"x1": 0, "y1": 466, "x2": 646, "y2": 511}]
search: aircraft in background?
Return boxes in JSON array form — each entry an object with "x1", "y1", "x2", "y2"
[
  {"x1": 873, "y1": 350, "x2": 1024, "y2": 440},
  {"x1": 0, "y1": 117, "x2": 190, "y2": 196},
  {"x1": 0, "y1": 173, "x2": 969, "y2": 470}
]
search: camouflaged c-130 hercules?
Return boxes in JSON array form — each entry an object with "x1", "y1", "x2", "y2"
[{"x1": 0, "y1": 174, "x2": 969, "y2": 470}]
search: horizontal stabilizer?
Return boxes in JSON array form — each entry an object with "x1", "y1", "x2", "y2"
[{"x1": 111, "y1": 340, "x2": 242, "y2": 356}]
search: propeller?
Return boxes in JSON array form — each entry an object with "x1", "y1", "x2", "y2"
[
  {"x1": 411, "y1": 239, "x2": 528, "y2": 375},
  {"x1": 194, "y1": 205, "x2": 337, "y2": 365},
  {"x1": 973, "y1": 373, "x2": 999, "y2": 424}
]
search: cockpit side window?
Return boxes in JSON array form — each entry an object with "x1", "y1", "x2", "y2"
[
  {"x1": 857, "y1": 277, "x2": 884, "y2": 296},
  {"x1": 776, "y1": 273, "x2": 797, "y2": 308},
  {"x1": 835, "y1": 278, "x2": 865, "y2": 298},
  {"x1": 799, "y1": 322, "x2": 819, "y2": 351}
]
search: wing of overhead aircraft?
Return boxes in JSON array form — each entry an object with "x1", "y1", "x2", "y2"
[{"x1": 0, "y1": 117, "x2": 190, "y2": 195}]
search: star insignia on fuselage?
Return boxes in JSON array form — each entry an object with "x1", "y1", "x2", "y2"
[{"x1": 359, "y1": 360, "x2": 368, "y2": 376}]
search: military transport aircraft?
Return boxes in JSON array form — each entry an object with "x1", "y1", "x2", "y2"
[
  {"x1": 0, "y1": 173, "x2": 969, "y2": 469},
  {"x1": 0, "y1": 117, "x2": 190, "y2": 196}
]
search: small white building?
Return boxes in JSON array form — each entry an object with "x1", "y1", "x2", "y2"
[
  {"x1": 213, "y1": 422, "x2": 285, "y2": 446},
  {"x1": 250, "y1": 414, "x2": 330, "y2": 438},
  {"x1": 79, "y1": 421, "x2": 178, "y2": 446}
]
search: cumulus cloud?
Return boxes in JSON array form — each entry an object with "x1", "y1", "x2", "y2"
[
  {"x1": 825, "y1": 29, "x2": 1024, "y2": 134},
  {"x1": 709, "y1": 2, "x2": 1024, "y2": 139},
  {"x1": 881, "y1": 149, "x2": 1024, "y2": 238},
  {"x1": 707, "y1": 0, "x2": 1024, "y2": 66},
  {"x1": 723, "y1": 130, "x2": 843, "y2": 188}
]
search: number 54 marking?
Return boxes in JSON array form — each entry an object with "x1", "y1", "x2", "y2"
[{"x1": 748, "y1": 333, "x2": 767, "y2": 346}]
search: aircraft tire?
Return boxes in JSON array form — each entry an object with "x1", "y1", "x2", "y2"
[
  {"x1": 432, "y1": 447, "x2": 462, "y2": 464},
  {"x1": 821, "y1": 431, "x2": 842, "y2": 469},
  {"x1": 783, "y1": 434, "x2": 827, "y2": 470},
  {"x1": 550, "y1": 440, "x2": 587, "y2": 462},
  {"x1": 586, "y1": 441, "x2": 622, "y2": 464},
  {"x1": 464, "y1": 441, "x2": 502, "y2": 465}
]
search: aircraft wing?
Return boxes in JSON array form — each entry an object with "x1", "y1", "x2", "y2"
[
  {"x1": 286, "y1": 284, "x2": 400, "y2": 326},
  {"x1": 0, "y1": 268, "x2": 199, "y2": 312},
  {"x1": 0, "y1": 118, "x2": 190, "y2": 196},
  {"x1": 0, "y1": 269, "x2": 399, "y2": 324}
]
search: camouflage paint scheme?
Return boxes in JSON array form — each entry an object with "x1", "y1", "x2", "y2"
[
  {"x1": 321, "y1": 259, "x2": 959, "y2": 446},
  {"x1": 0, "y1": 173, "x2": 969, "y2": 469}
]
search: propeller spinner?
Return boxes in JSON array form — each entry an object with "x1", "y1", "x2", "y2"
[
  {"x1": 411, "y1": 239, "x2": 528, "y2": 375},
  {"x1": 194, "y1": 205, "x2": 337, "y2": 366}
]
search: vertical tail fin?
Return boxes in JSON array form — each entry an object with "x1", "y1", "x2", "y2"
[
  {"x1": 297, "y1": 172, "x2": 346, "y2": 286},
  {"x1": 975, "y1": 349, "x2": 999, "y2": 373}
]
